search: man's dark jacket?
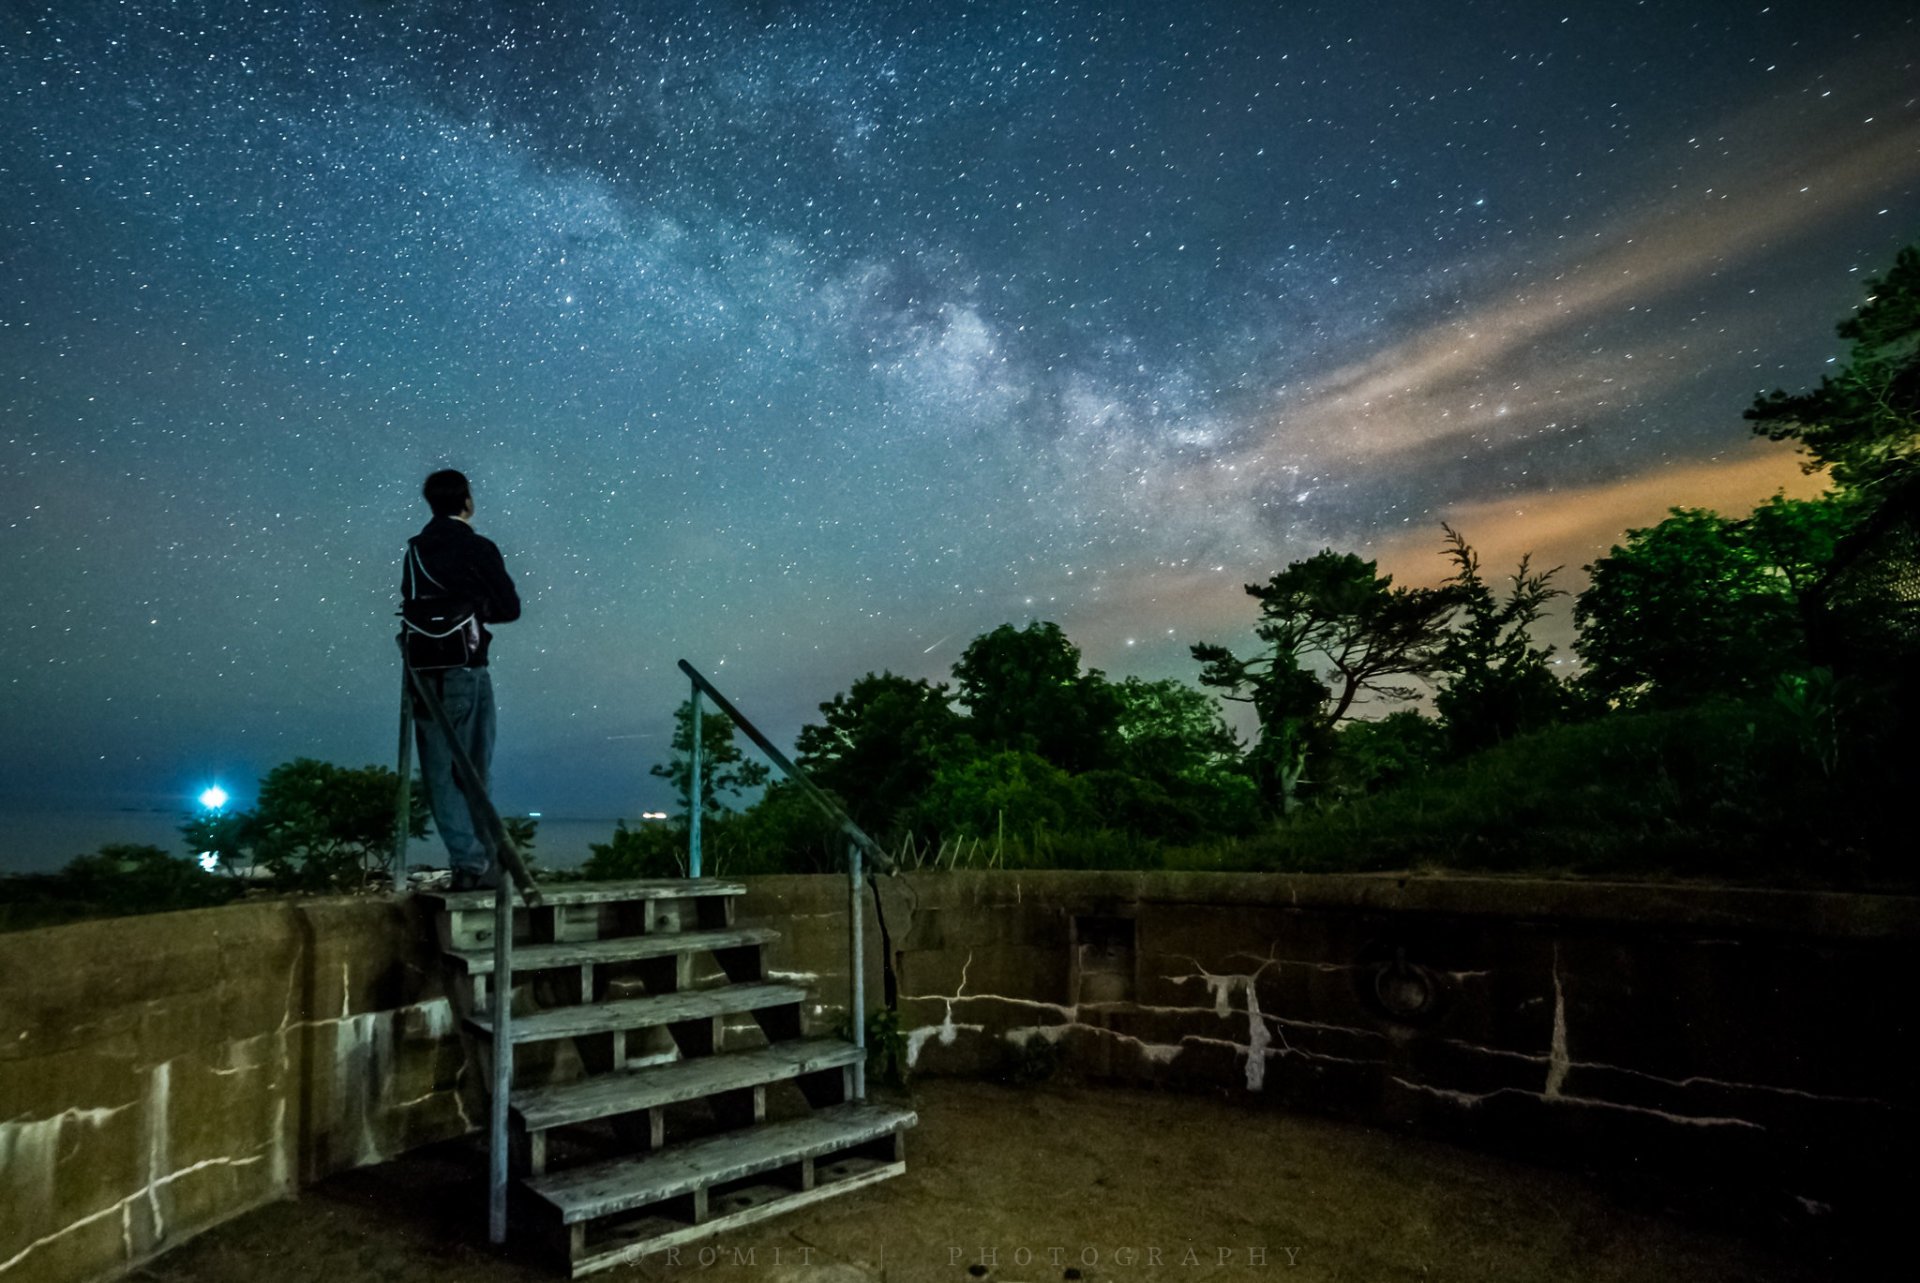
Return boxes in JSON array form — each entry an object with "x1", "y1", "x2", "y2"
[{"x1": 403, "y1": 515, "x2": 521, "y2": 667}]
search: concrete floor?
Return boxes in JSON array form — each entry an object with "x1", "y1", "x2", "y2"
[{"x1": 129, "y1": 1079, "x2": 1830, "y2": 1283}]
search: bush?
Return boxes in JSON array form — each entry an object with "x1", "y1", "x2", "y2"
[
  {"x1": 244, "y1": 759, "x2": 428, "y2": 889},
  {"x1": 0, "y1": 844, "x2": 243, "y2": 932},
  {"x1": 913, "y1": 750, "x2": 1093, "y2": 844},
  {"x1": 1233, "y1": 685, "x2": 1913, "y2": 887},
  {"x1": 583, "y1": 820, "x2": 685, "y2": 879}
]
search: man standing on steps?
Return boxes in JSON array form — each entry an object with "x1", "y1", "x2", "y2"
[{"x1": 405, "y1": 469, "x2": 522, "y2": 892}]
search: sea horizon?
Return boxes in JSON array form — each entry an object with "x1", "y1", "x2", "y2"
[{"x1": 0, "y1": 808, "x2": 628, "y2": 876}]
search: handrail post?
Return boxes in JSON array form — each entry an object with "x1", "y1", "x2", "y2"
[
  {"x1": 396, "y1": 649, "x2": 538, "y2": 1249},
  {"x1": 489, "y1": 879, "x2": 511, "y2": 1244},
  {"x1": 393, "y1": 665, "x2": 414, "y2": 875},
  {"x1": 848, "y1": 841, "x2": 866, "y2": 1102},
  {"x1": 688, "y1": 682, "x2": 703, "y2": 878}
]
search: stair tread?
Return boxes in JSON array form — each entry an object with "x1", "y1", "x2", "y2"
[
  {"x1": 513, "y1": 1039, "x2": 862, "y2": 1132},
  {"x1": 422, "y1": 878, "x2": 747, "y2": 913},
  {"x1": 527, "y1": 1102, "x2": 917, "y2": 1223},
  {"x1": 467, "y1": 982, "x2": 806, "y2": 1042},
  {"x1": 448, "y1": 927, "x2": 778, "y2": 976},
  {"x1": 566, "y1": 1160, "x2": 904, "y2": 1277}
]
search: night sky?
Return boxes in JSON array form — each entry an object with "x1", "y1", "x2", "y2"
[{"x1": 2, "y1": 0, "x2": 1916, "y2": 823}]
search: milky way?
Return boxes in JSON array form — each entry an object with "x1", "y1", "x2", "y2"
[{"x1": 2, "y1": 0, "x2": 1916, "y2": 818}]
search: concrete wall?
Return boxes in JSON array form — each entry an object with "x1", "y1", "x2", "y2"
[
  {"x1": 0, "y1": 898, "x2": 468, "y2": 1283},
  {"x1": 745, "y1": 871, "x2": 1920, "y2": 1246},
  {"x1": 5, "y1": 873, "x2": 1914, "y2": 1281}
]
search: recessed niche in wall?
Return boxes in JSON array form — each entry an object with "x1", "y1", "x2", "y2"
[{"x1": 1073, "y1": 914, "x2": 1136, "y2": 1005}]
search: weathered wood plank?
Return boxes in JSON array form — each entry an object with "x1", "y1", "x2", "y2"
[
  {"x1": 568, "y1": 1161, "x2": 904, "y2": 1278},
  {"x1": 514, "y1": 1040, "x2": 863, "y2": 1133},
  {"x1": 421, "y1": 878, "x2": 748, "y2": 913},
  {"x1": 466, "y1": 983, "x2": 805, "y2": 1044},
  {"x1": 529, "y1": 1103, "x2": 916, "y2": 1224},
  {"x1": 448, "y1": 927, "x2": 778, "y2": 976}
]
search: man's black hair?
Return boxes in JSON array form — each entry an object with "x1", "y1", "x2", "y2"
[{"x1": 422, "y1": 469, "x2": 471, "y2": 517}]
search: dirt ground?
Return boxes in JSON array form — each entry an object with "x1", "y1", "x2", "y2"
[{"x1": 130, "y1": 1079, "x2": 1832, "y2": 1283}]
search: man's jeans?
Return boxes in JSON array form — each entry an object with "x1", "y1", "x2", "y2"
[{"x1": 415, "y1": 665, "x2": 497, "y2": 877}]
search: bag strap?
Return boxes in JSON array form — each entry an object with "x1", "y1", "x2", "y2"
[{"x1": 404, "y1": 538, "x2": 449, "y2": 598}]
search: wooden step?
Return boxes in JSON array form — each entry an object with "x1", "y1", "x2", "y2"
[
  {"x1": 467, "y1": 982, "x2": 806, "y2": 1043},
  {"x1": 527, "y1": 1101, "x2": 916, "y2": 1226},
  {"x1": 421, "y1": 878, "x2": 747, "y2": 914},
  {"x1": 562, "y1": 1154, "x2": 904, "y2": 1277},
  {"x1": 513, "y1": 1039, "x2": 863, "y2": 1134},
  {"x1": 448, "y1": 927, "x2": 778, "y2": 977}
]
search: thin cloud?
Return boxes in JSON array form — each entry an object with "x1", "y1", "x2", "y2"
[{"x1": 1226, "y1": 91, "x2": 1920, "y2": 477}]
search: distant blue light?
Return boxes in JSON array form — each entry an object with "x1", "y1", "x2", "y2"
[{"x1": 199, "y1": 786, "x2": 229, "y2": 811}]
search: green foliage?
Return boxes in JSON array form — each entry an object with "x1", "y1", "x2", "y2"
[
  {"x1": 1324, "y1": 710, "x2": 1446, "y2": 800},
  {"x1": 1573, "y1": 497, "x2": 1855, "y2": 708},
  {"x1": 1193, "y1": 549, "x2": 1455, "y2": 814},
  {"x1": 244, "y1": 758, "x2": 428, "y2": 889},
  {"x1": 1432, "y1": 524, "x2": 1574, "y2": 751},
  {"x1": 1748, "y1": 245, "x2": 1920, "y2": 491},
  {"x1": 1073, "y1": 770, "x2": 1193, "y2": 842},
  {"x1": 912, "y1": 749, "x2": 1093, "y2": 844},
  {"x1": 651, "y1": 699, "x2": 771, "y2": 819},
  {"x1": 179, "y1": 808, "x2": 253, "y2": 874},
  {"x1": 1112, "y1": 676, "x2": 1241, "y2": 785},
  {"x1": 712, "y1": 781, "x2": 844, "y2": 874},
  {"x1": 501, "y1": 814, "x2": 539, "y2": 866},
  {"x1": 587, "y1": 784, "x2": 842, "y2": 880},
  {"x1": 951, "y1": 622, "x2": 1122, "y2": 773},
  {"x1": 0, "y1": 844, "x2": 243, "y2": 933},
  {"x1": 1233, "y1": 692, "x2": 1911, "y2": 887},
  {"x1": 863, "y1": 1007, "x2": 911, "y2": 1088},
  {"x1": 583, "y1": 819, "x2": 682, "y2": 879},
  {"x1": 795, "y1": 671, "x2": 967, "y2": 841}
]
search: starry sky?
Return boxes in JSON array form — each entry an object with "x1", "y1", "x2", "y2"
[{"x1": 2, "y1": 0, "x2": 1916, "y2": 824}]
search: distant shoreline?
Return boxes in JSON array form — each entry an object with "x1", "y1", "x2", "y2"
[{"x1": 0, "y1": 809, "x2": 617, "y2": 875}]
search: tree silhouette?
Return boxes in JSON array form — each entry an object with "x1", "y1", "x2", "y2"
[
  {"x1": 652, "y1": 699, "x2": 770, "y2": 819},
  {"x1": 1193, "y1": 550, "x2": 1455, "y2": 813}
]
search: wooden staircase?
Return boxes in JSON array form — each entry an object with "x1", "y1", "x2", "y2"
[{"x1": 422, "y1": 879, "x2": 916, "y2": 1276}]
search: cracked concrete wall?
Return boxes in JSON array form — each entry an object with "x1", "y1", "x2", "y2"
[
  {"x1": 742, "y1": 870, "x2": 1920, "y2": 1245},
  {"x1": 0, "y1": 897, "x2": 467, "y2": 1283},
  {"x1": 7, "y1": 873, "x2": 1914, "y2": 1279}
]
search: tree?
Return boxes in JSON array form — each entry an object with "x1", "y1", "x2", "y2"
[
  {"x1": 1748, "y1": 244, "x2": 1920, "y2": 492},
  {"x1": 794, "y1": 671, "x2": 967, "y2": 840},
  {"x1": 1111, "y1": 676, "x2": 1241, "y2": 786},
  {"x1": 1192, "y1": 550, "x2": 1457, "y2": 813},
  {"x1": 1572, "y1": 497, "x2": 1854, "y2": 708},
  {"x1": 950, "y1": 622, "x2": 1122, "y2": 773},
  {"x1": 1432, "y1": 524, "x2": 1572, "y2": 752},
  {"x1": 724, "y1": 781, "x2": 845, "y2": 874},
  {"x1": 180, "y1": 807, "x2": 254, "y2": 875},
  {"x1": 585, "y1": 819, "x2": 682, "y2": 879},
  {"x1": 652, "y1": 699, "x2": 771, "y2": 818},
  {"x1": 58, "y1": 844, "x2": 242, "y2": 915},
  {"x1": 912, "y1": 750, "x2": 1092, "y2": 846},
  {"x1": 243, "y1": 758, "x2": 429, "y2": 888},
  {"x1": 1324, "y1": 710, "x2": 1447, "y2": 800}
]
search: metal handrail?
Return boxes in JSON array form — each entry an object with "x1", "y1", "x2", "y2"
[
  {"x1": 394, "y1": 649, "x2": 541, "y2": 1247},
  {"x1": 676, "y1": 659, "x2": 892, "y2": 872},
  {"x1": 676, "y1": 658, "x2": 890, "y2": 1100}
]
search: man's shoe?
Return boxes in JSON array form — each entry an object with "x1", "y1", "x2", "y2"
[{"x1": 450, "y1": 865, "x2": 501, "y2": 893}]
